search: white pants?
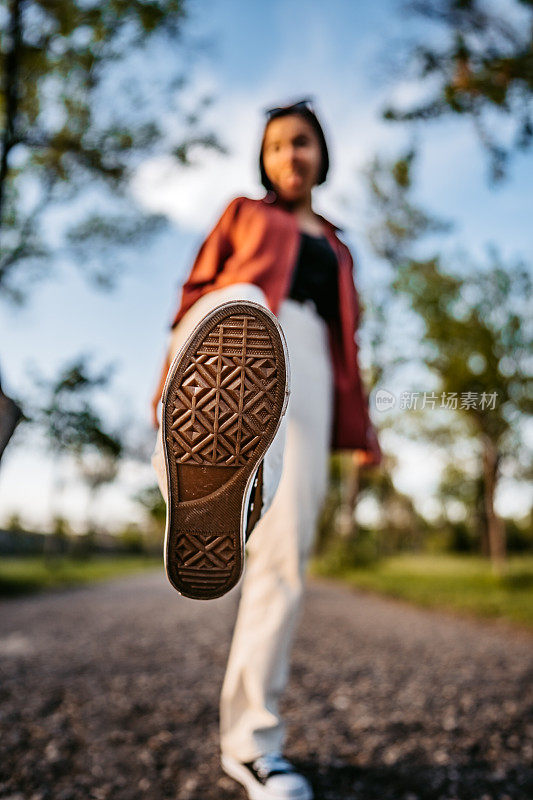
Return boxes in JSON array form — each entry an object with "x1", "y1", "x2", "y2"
[{"x1": 151, "y1": 283, "x2": 333, "y2": 762}]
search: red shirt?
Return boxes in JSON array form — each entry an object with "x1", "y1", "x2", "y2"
[{"x1": 170, "y1": 192, "x2": 382, "y2": 465}]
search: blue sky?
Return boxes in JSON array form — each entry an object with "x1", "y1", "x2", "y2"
[{"x1": 1, "y1": 0, "x2": 531, "y2": 530}]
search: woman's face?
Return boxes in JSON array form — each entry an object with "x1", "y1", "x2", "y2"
[{"x1": 262, "y1": 114, "x2": 323, "y2": 202}]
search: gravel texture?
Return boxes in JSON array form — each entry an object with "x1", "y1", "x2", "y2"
[{"x1": 0, "y1": 569, "x2": 532, "y2": 800}]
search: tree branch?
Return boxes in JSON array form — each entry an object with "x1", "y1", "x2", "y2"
[{"x1": 0, "y1": 0, "x2": 23, "y2": 227}]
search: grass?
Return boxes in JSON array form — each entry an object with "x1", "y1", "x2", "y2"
[
  {"x1": 3, "y1": 551, "x2": 532, "y2": 630},
  {"x1": 0, "y1": 554, "x2": 161, "y2": 597},
  {"x1": 309, "y1": 552, "x2": 533, "y2": 629}
]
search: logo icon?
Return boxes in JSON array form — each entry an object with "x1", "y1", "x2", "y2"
[{"x1": 374, "y1": 388, "x2": 396, "y2": 412}]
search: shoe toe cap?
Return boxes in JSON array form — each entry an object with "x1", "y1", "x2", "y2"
[{"x1": 265, "y1": 771, "x2": 313, "y2": 799}]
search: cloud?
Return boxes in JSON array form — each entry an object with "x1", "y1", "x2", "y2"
[
  {"x1": 129, "y1": 55, "x2": 405, "y2": 236},
  {"x1": 130, "y1": 83, "x2": 264, "y2": 231}
]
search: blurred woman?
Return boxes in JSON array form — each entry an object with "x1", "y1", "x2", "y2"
[{"x1": 151, "y1": 97, "x2": 381, "y2": 800}]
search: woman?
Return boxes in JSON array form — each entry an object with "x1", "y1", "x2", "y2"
[{"x1": 151, "y1": 98, "x2": 381, "y2": 800}]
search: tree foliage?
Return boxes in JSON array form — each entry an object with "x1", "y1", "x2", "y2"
[
  {"x1": 0, "y1": 0, "x2": 225, "y2": 301},
  {"x1": 364, "y1": 150, "x2": 532, "y2": 562},
  {"x1": 32, "y1": 355, "x2": 122, "y2": 463},
  {"x1": 383, "y1": 0, "x2": 533, "y2": 181}
]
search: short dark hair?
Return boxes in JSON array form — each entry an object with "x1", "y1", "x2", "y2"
[{"x1": 259, "y1": 104, "x2": 330, "y2": 192}]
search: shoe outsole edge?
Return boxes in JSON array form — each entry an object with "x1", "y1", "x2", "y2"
[{"x1": 161, "y1": 300, "x2": 290, "y2": 600}]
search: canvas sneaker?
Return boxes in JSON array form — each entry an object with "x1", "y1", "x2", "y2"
[
  {"x1": 161, "y1": 300, "x2": 290, "y2": 600},
  {"x1": 221, "y1": 752, "x2": 313, "y2": 800}
]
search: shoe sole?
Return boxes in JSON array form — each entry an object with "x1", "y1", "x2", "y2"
[
  {"x1": 221, "y1": 755, "x2": 313, "y2": 800},
  {"x1": 161, "y1": 300, "x2": 290, "y2": 600}
]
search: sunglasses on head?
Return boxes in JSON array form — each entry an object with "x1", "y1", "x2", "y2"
[{"x1": 264, "y1": 97, "x2": 315, "y2": 119}]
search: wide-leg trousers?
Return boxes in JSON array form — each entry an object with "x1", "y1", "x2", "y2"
[{"x1": 151, "y1": 283, "x2": 333, "y2": 762}]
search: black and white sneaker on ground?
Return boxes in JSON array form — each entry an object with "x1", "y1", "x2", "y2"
[{"x1": 221, "y1": 752, "x2": 313, "y2": 800}]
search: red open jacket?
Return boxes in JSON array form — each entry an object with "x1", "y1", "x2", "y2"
[{"x1": 169, "y1": 192, "x2": 382, "y2": 465}]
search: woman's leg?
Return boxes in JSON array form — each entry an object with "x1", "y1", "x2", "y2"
[
  {"x1": 219, "y1": 299, "x2": 333, "y2": 762},
  {"x1": 151, "y1": 283, "x2": 288, "y2": 516}
]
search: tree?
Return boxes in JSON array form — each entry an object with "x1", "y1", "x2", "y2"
[
  {"x1": 383, "y1": 0, "x2": 533, "y2": 181},
  {"x1": 30, "y1": 354, "x2": 124, "y2": 530},
  {"x1": 437, "y1": 462, "x2": 492, "y2": 553},
  {"x1": 0, "y1": 0, "x2": 225, "y2": 469},
  {"x1": 397, "y1": 252, "x2": 531, "y2": 566},
  {"x1": 364, "y1": 151, "x2": 532, "y2": 570},
  {"x1": 1, "y1": 0, "x2": 224, "y2": 298}
]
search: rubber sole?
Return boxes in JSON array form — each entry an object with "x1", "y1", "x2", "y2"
[{"x1": 161, "y1": 300, "x2": 290, "y2": 600}]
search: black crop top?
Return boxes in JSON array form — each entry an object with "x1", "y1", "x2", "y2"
[{"x1": 288, "y1": 232, "x2": 339, "y2": 323}]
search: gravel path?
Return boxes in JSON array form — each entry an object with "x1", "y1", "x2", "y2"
[{"x1": 0, "y1": 569, "x2": 531, "y2": 800}]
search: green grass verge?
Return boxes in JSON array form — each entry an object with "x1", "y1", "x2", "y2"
[
  {"x1": 309, "y1": 553, "x2": 533, "y2": 628},
  {"x1": 4, "y1": 552, "x2": 532, "y2": 629},
  {"x1": 0, "y1": 555, "x2": 161, "y2": 597}
]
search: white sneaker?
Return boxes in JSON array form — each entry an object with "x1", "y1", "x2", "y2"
[{"x1": 221, "y1": 752, "x2": 313, "y2": 800}]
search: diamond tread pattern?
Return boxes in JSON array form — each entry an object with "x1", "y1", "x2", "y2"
[
  {"x1": 170, "y1": 317, "x2": 278, "y2": 465},
  {"x1": 163, "y1": 303, "x2": 287, "y2": 600}
]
